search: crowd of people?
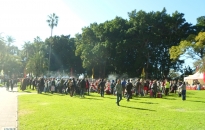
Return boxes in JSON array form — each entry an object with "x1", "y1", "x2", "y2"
[
  {"x1": 2, "y1": 78, "x2": 18, "y2": 92},
  {"x1": 20, "y1": 77, "x2": 187, "y2": 106}
]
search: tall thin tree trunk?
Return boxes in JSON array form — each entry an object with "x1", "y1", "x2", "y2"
[
  {"x1": 146, "y1": 52, "x2": 149, "y2": 79},
  {"x1": 48, "y1": 29, "x2": 53, "y2": 75}
]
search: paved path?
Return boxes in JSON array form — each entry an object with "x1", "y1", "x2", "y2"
[{"x1": 0, "y1": 86, "x2": 18, "y2": 130}]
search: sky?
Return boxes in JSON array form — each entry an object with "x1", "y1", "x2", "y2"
[{"x1": 0, "y1": 0, "x2": 204, "y2": 68}]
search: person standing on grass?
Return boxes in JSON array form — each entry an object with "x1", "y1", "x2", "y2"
[
  {"x1": 29, "y1": 78, "x2": 32, "y2": 89},
  {"x1": 44, "y1": 79, "x2": 48, "y2": 93},
  {"x1": 126, "y1": 79, "x2": 133, "y2": 101},
  {"x1": 151, "y1": 80, "x2": 158, "y2": 98},
  {"x1": 135, "y1": 79, "x2": 141, "y2": 96},
  {"x1": 165, "y1": 79, "x2": 170, "y2": 96},
  {"x1": 97, "y1": 79, "x2": 101, "y2": 94},
  {"x1": 10, "y1": 78, "x2": 14, "y2": 92},
  {"x1": 66, "y1": 79, "x2": 71, "y2": 95},
  {"x1": 51, "y1": 78, "x2": 56, "y2": 94},
  {"x1": 69, "y1": 79, "x2": 75, "y2": 97},
  {"x1": 115, "y1": 79, "x2": 122, "y2": 106},
  {"x1": 47, "y1": 79, "x2": 51, "y2": 92},
  {"x1": 179, "y1": 81, "x2": 186, "y2": 101},
  {"x1": 85, "y1": 79, "x2": 90, "y2": 95},
  {"x1": 121, "y1": 79, "x2": 126, "y2": 97},
  {"x1": 80, "y1": 78, "x2": 86, "y2": 98},
  {"x1": 99, "y1": 79, "x2": 106, "y2": 97},
  {"x1": 73, "y1": 78, "x2": 76, "y2": 94},
  {"x1": 144, "y1": 80, "x2": 149, "y2": 96},
  {"x1": 110, "y1": 80, "x2": 115, "y2": 95},
  {"x1": 6, "y1": 79, "x2": 10, "y2": 91},
  {"x1": 75, "y1": 79, "x2": 81, "y2": 95},
  {"x1": 38, "y1": 78, "x2": 44, "y2": 94},
  {"x1": 32, "y1": 78, "x2": 36, "y2": 90}
]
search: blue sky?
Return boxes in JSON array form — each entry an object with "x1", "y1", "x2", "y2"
[{"x1": 0, "y1": 0, "x2": 204, "y2": 67}]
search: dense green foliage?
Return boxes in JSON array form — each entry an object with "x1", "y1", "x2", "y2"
[
  {"x1": 169, "y1": 16, "x2": 205, "y2": 73},
  {"x1": 76, "y1": 8, "x2": 194, "y2": 78},
  {"x1": 0, "y1": 35, "x2": 21, "y2": 77},
  {"x1": 1, "y1": 8, "x2": 204, "y2": 79},
  {"x1": 18, "y1": 91, "x2": 205, "y2": 130}
]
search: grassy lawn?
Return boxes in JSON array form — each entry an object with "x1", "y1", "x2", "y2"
[{"x1": 18, "y1": 90, "x2": 205, "y2": 130}]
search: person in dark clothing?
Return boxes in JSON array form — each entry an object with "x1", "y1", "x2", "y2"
[
  {"x1": 6, "y1": 79, "x2": 10, "y2": 91},
  {"x1": 32, "y1": 79, "x2": 36, "y2": 90},
  {"x1": 173, "y1": 81, "x2": 178, "y2": 94},
  {"x1": 99, "y1": 79, "x2": 106, "y2": 97},
  {"x1": 59, "y1": 79, "x2": 64, "y2": 93},
  {"x1": 29, "y1": 78, "x2": 32, "y2": 89},
  {"x1": 121, "y1": 79, "x2": 126, "y2": 97},
  {"x1": 10, "y1": 79, "x2": 14, "y2": 92},
  {"x1": 75, "y1": 79, "x2": 81, "y2": 95},
  {"x1": 37, "y1": 78, "x2": 44, "y2": 94},
  {"x1": 51, "y1": 78, "x2": 56, "y2": 94},
  {"x1": 126, "y1": 79, "x2": 133, "y2": 101},
  {"x1": 72, "y1": 78, "x2": 76, "y2": 95},
  {"x1": 135, "y1": 79, "x2": 141, "y2": 96},
  {"x1": 85, "y1": 79, "x2": 90, "y2": 95},
  {"x1": 151, "y1": 80, "x2": 158, "y2": 98},
  {"x1": 110, "y1": 80, "x2": 115, "y2": 95},
  {"x1": 69, "y1": 79, "x2": 75, "y2": 97},
  {"x1": 80, "y1": 79, "x2": 86, "y2": 98}
]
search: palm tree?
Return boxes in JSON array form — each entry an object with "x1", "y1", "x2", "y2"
[
  {"x1": 46, "y1": 13, "x2": 59, "y2": 73},
  {"x1": 6, "y1": 36, "x2": 15, "y2": 46}
]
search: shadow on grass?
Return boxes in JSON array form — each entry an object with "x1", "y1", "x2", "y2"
[
  {"x1": 187, "y1": 100, "x2": 205, "y2": 103},
  {"x1": 139, "y1": 102, "x2": 158, "y2": 104},
  {"x1": 21, "y1": 90, "x2": 32, "y2": 93},
  {"x1": 162, "y1": 97, "x2": 176, "y2": 100},
  {"x1": 131, "y1": 97, "x2": 142, "y2": 100},
  {"x1": 104, "y1": 96, "x2": 116, "y2": 99},
  {"x1": 79, "y1": 97, "x2": 102, "y2": 100},
  {"x1": 191, "y1": 96, "x2": 205, "y2": 99},
  {"x1": 42, "y1": 93, "x2": 54, "y2": 96},
  {"x1": 120, "y1": 105, "x2": 156, "y2": 111},
  {"x1": 89, "y1": 93, "x2": 103, "y2": 96}
]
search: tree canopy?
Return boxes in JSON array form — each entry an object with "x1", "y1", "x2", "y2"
[{"x1": 1, "y1": 9, "x2": 203, "y2": 79}]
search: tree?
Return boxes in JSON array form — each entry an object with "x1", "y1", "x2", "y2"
[
  {"x1": 75, "y1": 8, "x2": 192, "y2": 78},
  {"x1": 6, "y1": 36, "x2": 15, "y2": 46},
  {"x1": 126, "y1": 8, "x2": 191, "y2": 78},
  {"x1": 46, "y1": 13, "x2": 59, "y2": 37},
  {"x1": 169, "y1": 32, "x2": 205, "y2": 60},
  {"x1": 45, "y1": 35, "x2": 84, "y2": 75},
  {"x1": 168, "y1": 69, "x2": 180, "y2": 79},
  {"x1": 21, "y1": 37, "x2": 48, "y2": 77},
  {"x1": 196, "y1": 16, "x2": 205, "y2": 26},
  {"x1": 46, "y1": 13, "x2": 59, "y2": 73}
]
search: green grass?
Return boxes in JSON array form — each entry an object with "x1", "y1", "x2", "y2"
[{"x1": 18, "y1": 91, "x2": 205, "y2": 130}]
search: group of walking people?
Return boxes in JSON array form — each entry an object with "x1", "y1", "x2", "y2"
[
  {"x1": 5, "y1": 78, "x2": 15, "y2": 92},
  {"x1": 96, "y1": 78, "x2": 187, "y2": 106},
  {"x1": 21, "y1": 77, "x2": 90, "y2": 98},
  {"x1": 20, "y1": 77, "x2": 187, "y2": 106}
]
